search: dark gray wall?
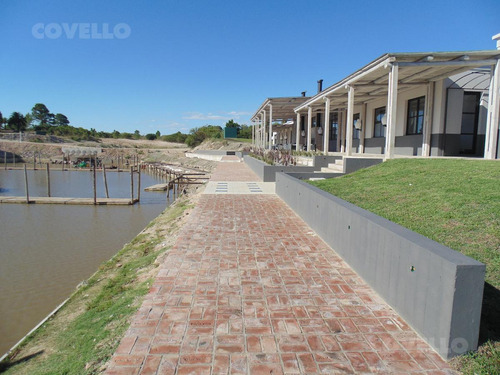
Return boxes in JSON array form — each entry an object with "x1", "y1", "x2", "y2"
[
  {"x1": 243, "y1": 155, "x2": 320, "y2": 182},
  {"x1": 343, "y1": 158, "x2": 383, "y2": 174},
  {"x1": 275, "y1": 172, "x2": 485, "y2": 359}
]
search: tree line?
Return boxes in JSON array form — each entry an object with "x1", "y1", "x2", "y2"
[{"x1": 0, "y1": 104, "x2": 252, "y2": 145}]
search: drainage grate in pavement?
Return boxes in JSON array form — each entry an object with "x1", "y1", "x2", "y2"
[{"x1": 204, "y1": 181, "x2": 275, "y2": 195}]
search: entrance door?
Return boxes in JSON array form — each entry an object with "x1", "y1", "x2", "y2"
[
  {"x1": 460, "y1": 92, "x2": 481, "y2": 155},
  {"x1": 329, "y1": 112, "x2": 338, "y2": 152}
]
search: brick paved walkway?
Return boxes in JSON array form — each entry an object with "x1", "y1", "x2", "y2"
[{"x1": 106, "y1": 162, "x2": 453, "y2": 374}]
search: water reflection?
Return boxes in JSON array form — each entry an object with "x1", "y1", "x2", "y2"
[{"x1": 0, "y1": 169, "x2": 169, "y2": 354}]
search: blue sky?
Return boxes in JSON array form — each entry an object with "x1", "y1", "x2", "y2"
[{"x1": 0, "y1": 0, "x2": 499, "y2": 135}]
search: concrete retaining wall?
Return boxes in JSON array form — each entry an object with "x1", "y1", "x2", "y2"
[{"x1": 275, "y1": 172, "x2": 485, "y2": 359}]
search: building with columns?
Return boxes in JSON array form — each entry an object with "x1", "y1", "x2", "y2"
[
  {"x1": 252, "y1": 40, "x2": 500, "y2": 160},
  {"x1": 251, "y1": 96, "x2": 310, "y2": 150}
]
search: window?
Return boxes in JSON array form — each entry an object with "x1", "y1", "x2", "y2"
[
  {"x1": 407, "y1": 96, "x2": 425, "y2": 135},
  {"x1": 374, "y1": 107, "x2": 386, "y2": 138},
  {"x1": 353, "y1": 113, "x2": 360, "y2": 139}
]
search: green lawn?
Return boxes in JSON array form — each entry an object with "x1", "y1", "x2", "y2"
[{"x1": 309, "y1": 158, "x2": 500, "y2": 373}]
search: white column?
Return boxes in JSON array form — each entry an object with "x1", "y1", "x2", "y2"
[
  {"x1": 262, "y1": 110, "x2": 267, "y2": 149},
  {"x1": 337, "y1": 110, "x2": 342, "y2": 152},
  {"x1": 259, "y1": 113, "x2": 264, "y2": 148},
  {"x1": 385, "y1": 63, "x2": 399, "y2": 159},
  {"x1": 307, "y1": 106, "x2": 312, "y2": 152},
  {"x1": 323, "y1": 97, "x2": 331, "y2": 155},
  {"x1": 485, "y1": 61, "x2": 500, "y2": 159},
  {"x1": 422, "y1": 82, "x2": 435, "y2": 157},
  {"x1": 268, "y1": 104, "x2": 273, "y2": 150},
  {"x1": 340, "y1": 109, "x2": 346, "y2": 153},
  {"x1": 295, "y1": 112, "x2": 301, "y2": 151},
  {"x1": 346, "y1": 86, "x2": 355, "y2": 156},
  {"x1": 360, "y1": 103, "x2": 366, "y2": 154}
]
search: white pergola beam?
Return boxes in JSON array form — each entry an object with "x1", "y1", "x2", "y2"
[
  {"x1": 346, "y1": 86, "x2": 355, "y2": 156},
  {"x1": 296, "y1": 112, "x2": 301, "y2": 151},
  {"x1": 323, "y1": 97, "x2": 330, "y2": 155},
  {"x1": 268, "y1": 104, "x2": 273, "y2": 150},
  {"x1": 485, "y1": 61, "x2": 500, "y2": 159},
  {"x1": 385, "y1": 64, "x2": 399, "y2": 159},
  {"x1": 307, "y1": 106, "x2": 312, "y2": 152},
  {"x1": 422, "y1": 82, "x2": 435, "y2": 156}
]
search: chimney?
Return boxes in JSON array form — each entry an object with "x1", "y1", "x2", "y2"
[
  {"x1": 317, "y1": 79, "x2": 323, "y2": 93},
  {"x1": 493, "y1": 33, "x2": 500, "y2": 49},
  {"x1": 301, "y1": 91, "x2": 306, "y2": 97}
]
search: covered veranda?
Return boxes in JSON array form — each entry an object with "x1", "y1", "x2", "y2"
[
  {"x1": 251, "y1": 96, "x2": 310, "y2": 150},
  {"x1": 293, "y1": 49, "x2": 500, "y2": 159}
]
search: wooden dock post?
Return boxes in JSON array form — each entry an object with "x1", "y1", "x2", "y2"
[
  {"x1": 4, "y1": 151, "x2": 6, "y2": 169},
  {"x1": 93, "y1": 164, "x2": 97, "y2": 205},
  {"x1": 24, "y1": 164, "x2": 29, "y2": 203},
  {"x1": 46, "y1": 163, "x2": 51, "y2": 197},
  {"x1": 130, "y1": 166, "x2": 134, "y2": 203},
  {"x1": 33, "y1": 153, "x2": 36, "y2": 170},
  {"x1": 137, "y1": 165, "x2": 141, "y2": 202},
  {"x1": 13, "y1": 153, "x2": 16, "y2": 168},
  {"x1": 103, "y1": 165, "x2": 109, "y2": 198}
]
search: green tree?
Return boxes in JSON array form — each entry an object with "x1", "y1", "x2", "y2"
[
  {"x1": 133, "y1": 130, "x2": 141, "y2": 139},
  {"x1": 145, "y1": 133, "x2": 156, "y2": 140},
  {"x1": 238, "y1": 124, "x2": 252, "y2": 139},
  {"x1": 155, "y1": 130, "x2": 161, "y2": 139},
  {"x1": 54, "y1": 113, "x2": 69, "y2": 126},
  {"x1": 0, "y1": 111, "x2": 5, "y2": 129},
  {"x1": 31, "y1": 103, "x2": 52, "y2": 127},
  {"x1": 7, "y1": 112, "x2": 27, "y2": 132}
]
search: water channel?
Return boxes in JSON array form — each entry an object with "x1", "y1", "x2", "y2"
[{"x1": 0, "y1": 168, "x2": 169, "y2": 355}]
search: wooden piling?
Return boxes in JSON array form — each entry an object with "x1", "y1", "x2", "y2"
[
  {"x1": 46, "y1": 163, "x2": 51, "y2": 197},
  {"x1": 4, "y1": 151, "x2": 6, "y2": 169},
  {"x1": 103, "y1": 165, "x2": 109, "y2": 198},
  {"x1": 130, "y1": 166, "x2": 134, "y2": 203},
  {"x1": 24, "y1": 164, "x2": 29, "y2": 203},
  {"x1": 33, "y1": 153, "x2": 36, "y2": 170},
  {"x1": 137, "y1": 164, "x2": 141, "y2": 202},
  {"x1": 13, "y1": 153, "x2": 16, "y2": 168},
  {"x1": 93, "y1": 164, "x2": 97, "y2": 205}
]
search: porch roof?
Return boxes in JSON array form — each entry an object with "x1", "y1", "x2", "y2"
[
  {"x1": 294, "y1": 50, "x2": 500, "y2": 112},
  {"x1": 251, "y1": 96, "x2": 311, "y2": 122}
]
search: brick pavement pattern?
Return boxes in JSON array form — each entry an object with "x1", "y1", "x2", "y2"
[{"x1": 106, "y1": 162, "x2": 454, "y2": 374}]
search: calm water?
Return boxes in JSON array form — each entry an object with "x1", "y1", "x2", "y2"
[{"x1": 0, "y1": 169, "x2": 170, "y2": 355}]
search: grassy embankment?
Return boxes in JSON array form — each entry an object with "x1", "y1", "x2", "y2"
[
  {"x1": 309, "y1": 158, "x2": 500, "y2": 374},
  {"x1": 0, "y1": 195, "x2": 195, "y2": 374}
]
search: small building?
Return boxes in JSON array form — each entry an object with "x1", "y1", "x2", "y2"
[{"x1": 251, "y1": 35, "x2": 500, "y2": 159}]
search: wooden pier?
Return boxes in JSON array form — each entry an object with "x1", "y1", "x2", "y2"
[{"x1": 0, "y1": 196, "x2": 139, "y2": 205}]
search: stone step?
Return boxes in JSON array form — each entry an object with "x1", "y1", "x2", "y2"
[{"x1": 321, "y1": 166, "x2": 343, "y2": 173}]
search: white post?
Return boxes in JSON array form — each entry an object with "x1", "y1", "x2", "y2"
[
  {"x1": 323, "y1": 97, "x2": 331, "y2": 155},
  {"x1": 346, "y1": 86, "x2": 355, "y2": 156},
  {"x1": 337, "y1": 110, "x2": 342, "y2": 152},
  {"x1": 262, "y1": 110, "x2": 267, "y2": 149},
  {"x1": 422, "y1": 82, "x2": 435, "y2": 157},
  {"x1": 385, "y1": 63, "x2": 399, "y2": 159},
  {"x1": 340, "y1": 109, "x2": 346, "y2": 153},
  {"x1": 360, "y1": 103, "x2": 366, "y2": 153},
  {"x1": 259, "y1": 114, "x2": 264, "y2": 148},
  {"x1": 295, "y1": 112, "x2": 301, "y2": 151},
  {"x1": 268, "y1": 104, "x2": 273, "y2": 150},
  {"x1": 485, "y1": 61, "x2": 500, "y2": 159},
  {"x1": 307, "y1": 106, "x2": 312, "y2": 152}
]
